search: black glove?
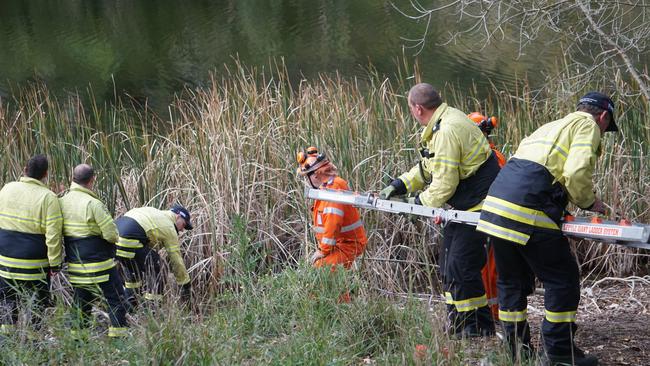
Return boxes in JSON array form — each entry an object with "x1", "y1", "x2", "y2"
[{"x1": 180, "y1": 283, "x2": 192, "y2": 304}]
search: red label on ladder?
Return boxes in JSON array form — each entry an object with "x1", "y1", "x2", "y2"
[{"x1": 562, "y1": 223, "x2": 623, "y2": 237}]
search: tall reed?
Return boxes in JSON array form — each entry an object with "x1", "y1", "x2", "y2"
[{"x1": 0, "y1": 64, "x2": 647, "y2": 303}]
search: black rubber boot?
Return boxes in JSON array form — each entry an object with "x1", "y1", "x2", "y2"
[{"x1": 542, "y1": 347, "x2": 598, "y2": 366}]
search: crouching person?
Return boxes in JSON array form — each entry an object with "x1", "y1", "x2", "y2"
[
  {"x1": 115, "y1": 205, "x2": 193, "y2": 305},
  {"x1": 60, "y1": 164, "x2": 129, "y2": 338},
  {"x1": 297, "y1": 147, "x2": 367, "y2": 270}
]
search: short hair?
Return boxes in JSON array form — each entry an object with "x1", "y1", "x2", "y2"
[
  {"x1": 408, "y1": 83, "x2": 443, "y2": 110},
  {"x1": 25, "y1": 154, "x2": 48, "y2": 180},
  {"x1": 72, "y1": 164, "x2": 95, "y2": 185},
  {"x1": 577, "y1": 103, "x2": 611, "y2": 123}
]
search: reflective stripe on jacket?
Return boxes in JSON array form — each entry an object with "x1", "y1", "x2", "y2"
[
  {"x1": 477, "y1": 112, "x2": 602, "y2": 245},
  {"x1": 0, "y1": 177, "x2": 63, "y2": 280},
  {"x1": 121, "y1": 207, "x2": 189, "y2": 285},
  {"x1": 398, "y1": 103, "x2": 494, "y2": 208},
  {"x1": 311, "y1": 177, "x2": 367, "y2": 255},
  {"x1": 60, "y1": 182, "x2": 118, "y2": 284}
]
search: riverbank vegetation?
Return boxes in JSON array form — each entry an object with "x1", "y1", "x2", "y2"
[{"x1": 0, "y1": 63, "x2": 647, "y2": 364}]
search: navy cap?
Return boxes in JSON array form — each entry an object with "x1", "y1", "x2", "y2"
[
  {"x1": 578, "y1": 92, "x2": 618, "y2": 132},
  {"x1": 170, "y1": 204, "x2": 193, "y2": 230}
]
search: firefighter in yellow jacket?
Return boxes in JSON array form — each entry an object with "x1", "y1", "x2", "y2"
[
  {"x1": 380, "y1": 83, "x2": 500, "y2": 337},
  {"x1": 0, "y1": 154, "x2": 63, "y2": 333},
  {"x1": 476, "y1": 92, "x2": 615, "y2": 366},
  {"x1": 115, "y1": 205, "x2": 193, "y2": 303},
  {"x1": 60, "y1": 164, "x2": 129, "y2": 337}
]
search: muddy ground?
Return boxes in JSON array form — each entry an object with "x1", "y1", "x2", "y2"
[{"x1": 526, "y1": 276, "x2": 650, "y2": 366}]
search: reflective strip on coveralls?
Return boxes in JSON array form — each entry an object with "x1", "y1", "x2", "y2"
[
  {"x1": 545, "y1": 309, "x2": 577, "y2": 323},
  {"x1": 445, "y1": 292, "x2": 489, "y2": 312},
  {"x1": 499, "y1": 309, "x2": 528, "y2": 322}
]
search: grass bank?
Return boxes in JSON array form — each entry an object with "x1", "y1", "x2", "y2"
[{"x1": 1, "y1": 266, "x2": 515, "y2": 365}]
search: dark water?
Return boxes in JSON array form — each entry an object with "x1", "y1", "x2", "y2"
[{"x1": 0, "y1": 0, "x2": 561, "y2": 109}]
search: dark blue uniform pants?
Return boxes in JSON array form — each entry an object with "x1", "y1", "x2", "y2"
[
  {"x1": 72, "y1": 267, "x2": 128, "y2": 330},
  {"x1": 119, "y1": 245, "x2": 164, "y2": 300},
  {"x1": 492, "y1": 230, "x2": 580, "y2": 356},
  {"x1": 440, "y1": 222, "x2": 494, "y2": 335}
]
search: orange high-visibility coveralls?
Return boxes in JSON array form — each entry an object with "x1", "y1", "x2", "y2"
[
  {"x1": 311, "y1": 177, "x2": 367, "y2": 269},
  {"x1": 481, "y1": 146, "x2": 506, "y2": 320}
]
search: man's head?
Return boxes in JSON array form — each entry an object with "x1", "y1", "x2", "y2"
[
  {"x1": 296, "y1": 146, "x2": 337, "y2": 189},
  {"x1": 171, "y1": 204, "x2": 193, "y2": 231},
  {"x1": 24, "y1": 154, "x2": 48, "y2": 181},
  {"x1": 72, "y1": 164, "x2": 96, "y2": 188},
  {"x1": 408, "y1": 83, "x2": 443, "y2": 126},
  {"x1": 577, "y1": 92, "x2": 617, "y2": 133}
]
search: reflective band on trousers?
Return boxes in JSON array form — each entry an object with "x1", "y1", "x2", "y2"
[
  {"x1": 340, "y1": 220, "x2": 363, "y2": 233},
  {"x1": 125, "y1": 281, "x2": 142, "y2": 289},
  {"x1": 321, "y1": 237, "x2": 336, "y2": 246},
  {"x1": 545, "y1": 309, "x2": 577, "y2": 323},
  {"x1": 69, "y1": 274, "x2": 110, "y2": 284},
  {"x1": 312, "y1": 227, "x2": 325, "y2": 233},
  {"x1": 0, "y1": 270, "x2": 46, "y2": 281},
  {"x1": 0, "y1": 324, "x2": 15, "y2": 333},
  {"x1": 482, "y1": 196, "x2": 559, "y2": 230},
  {"x1": 476, "y1": 220, "x2": 530, "y2": 245},
  {"x1": 68, "y1": 259, "x2": 115, "y2": 273},
  {"x1": 108, "y1": 327, "x2": 129, "y2": 337},
  {"x1": 444, "y1": 292, "x2": 488, "y2": 312},
  {"x1": 499, "y1": 309, "x2": 528, "y2": 322},
  {"x1": 144, "y1": 292, "x2": 162, "y2": 301},
  {"x1": 116, "y1": 237, "x2": 143, "y2": 249},
  {"x1": 323, "y1": 207, "x2": 344, "y2": 216},
  {"x1": 0, "y1": 255, "x2": 49, "y2": 269},
  {"x1": 116, "y1": 250, "x2": 136, "y2": 259}
]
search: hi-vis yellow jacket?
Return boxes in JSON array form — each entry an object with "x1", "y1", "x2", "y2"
[
  {"x1": 123, "y1": 207, "x2": 190, "y2": 285},
  {"x1": 513, "y1": 111, "x2": 601, "y2": 209},
  {"x1": 398, "y1": 103, "x2": 493, "y2": 208},
  {"x1": 0, "y1": 177, "x2": 63, "y2": 281},
  {"x1": 60, "y1": 182, "x2": 119, "y2": 285},
  {"x1": 60, "y1": 183, "x2": 117, "y2": 242},
  {"x1": 477, "y1": 112, "x2": 602, "y2": 245}
]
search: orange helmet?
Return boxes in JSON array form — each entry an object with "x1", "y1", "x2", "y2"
[
  {"x1": 468, "y1": 112, "x2": 498, "y2": 134},
  {"x1": 296, "y1": 146, "x2": 329, "y2": 176}
]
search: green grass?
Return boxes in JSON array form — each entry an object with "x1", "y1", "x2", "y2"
[{"x1": 1, "y1": 267, "x2": 515, "y2": 365}]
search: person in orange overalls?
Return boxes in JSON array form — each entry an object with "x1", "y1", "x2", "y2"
[
  {"x1": 297, "y1": 147, "x2": 367, "y2": 270},
  {"x1": 467, "y1": 112, "x2": 506, "y2": 320}
]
